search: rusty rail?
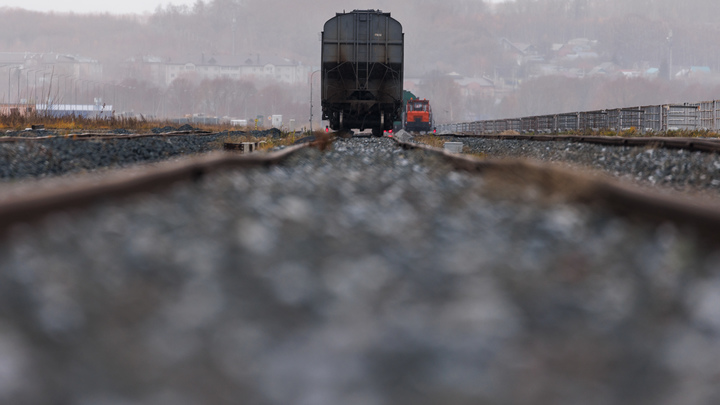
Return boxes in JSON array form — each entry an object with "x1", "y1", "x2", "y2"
[
  {"x1": 396, "y1": 138, "x2": 720, "y2": 245},
  {"x1": 439, "y1": 133, "x2": 720, "y2": 154},
  {"x1": 0, "y1": 130, "x2": 219, "y2": 143},
  {"x1": 0, "y1": 144, "x2": 307, "y2": 232}
]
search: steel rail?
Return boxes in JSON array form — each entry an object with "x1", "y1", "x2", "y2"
[
  {"x1": 395, "y1": 138, "x2": 720, "y2": 245},
  {"x1": 440, "y1": 133, "x2": 720, "y2": 154},
  {"x1": 0, "y1": 144, "x2": 308, "y2": 233},
  {"x1": 0, "y1": 130, "x2": 219, "y2": 142}
]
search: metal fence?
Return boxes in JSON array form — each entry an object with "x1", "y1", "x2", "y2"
[{"x1": 437, "y1": 100, "x2": 720, "y2": 134}]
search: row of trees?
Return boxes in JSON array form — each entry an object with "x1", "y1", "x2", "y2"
[{"x1": 3, "y1": 0, "x2": 720, "y2": 78}]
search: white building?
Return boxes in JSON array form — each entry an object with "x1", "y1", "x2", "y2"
[
  {"x1": 163, "y1": 54, "x2": 311, "y2": 86},
  {"x1": 0, "y1": 52, "x2": 102, "y2": 81},
  {"x1": 0, "y1": 52, "x2": 103, "y2": 104}
]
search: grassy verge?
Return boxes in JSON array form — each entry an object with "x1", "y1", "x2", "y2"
[
  {"x1": 0, "y1": 112, "x2": 284, "y2": 134},
  {"x1": 413, "y1": 135, "x2": 447, "y2": 148},
  {"x1": 220, "y1": 134, "x2": 294, "y2": 151},
  {"x1": 220, "y1": 130, "x2": 331, "y2": 151},
  {"x1": 0, "y1": 113, "x2": 171, "y2": 132},
  {"x1": 0, "y1": 110, "x2": 339, "y2": 153}
]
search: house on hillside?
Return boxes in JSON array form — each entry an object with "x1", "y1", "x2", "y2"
[
  {"x1": 500, "y1": 38, "x2": 543, "y2": 65},
  {"x1": 404, "y1": 74, "x2": 496, "y2": 99},
  {"x1": 554, "y1": 38, "x2": 599, "y2": 61},
  {"x1": 588, "y1": 62, "x2": 620, "y2": 77},
  {"x1": 501, "y1": 39, "x2": 537, "y2": 58},
  {"x1": 457, "y1": 76, "x2": 496, "y2": 98}
]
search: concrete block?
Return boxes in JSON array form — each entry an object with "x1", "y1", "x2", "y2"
[
  {"x1": 444, "y1": 142, "x2": 463, "y2": 153},
  {"x1": 394, "y1": 129, "x2": 413, "y2": 143}
]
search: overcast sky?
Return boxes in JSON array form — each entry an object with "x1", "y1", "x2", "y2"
[
  {"x1": 1, "y1": 0, "x2": 199, "y2": 15},
  {"x1": 2, "y1": 0, "x2": 508, "y2": 15}
]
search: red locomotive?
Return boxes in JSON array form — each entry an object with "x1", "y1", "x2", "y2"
[{"x1": 404, "y1": 98, "x2": 433, "y2": 132}]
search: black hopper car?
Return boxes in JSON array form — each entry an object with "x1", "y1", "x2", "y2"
[{"x1": 321, "y1": 10, "x2": 404, "y2": 137}]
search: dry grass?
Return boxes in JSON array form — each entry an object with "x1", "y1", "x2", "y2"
[
  {"x1": 220, "y1": 130, "x2": 329, "y2": 151},
  {"x1": 464, "y1": 151, "x2": 487, "y2": 159},
  {"x1": 414, "y1": 135, "x2": 447, "y2": 148},
  {"x1": 0, "y1": 112, "x2": 170, "y2": 132},
  {"x1": 0, "y1": 111, "x2": 334, "y2": 156},
  {"x1": 0, "y1": 111, "x2": 274, "y2": 134},
  {"x1": 0, "y1": 111, "x2": 321, "y2": 152},
  {"x1": 567, "y1": 127, "x2": 718, "y2": 138},
  {"x1": 220, "y1": 134, "x2": 291, "y2": 151},
  {"x1": 663, "y1": 129, "x2": 717, "y2": 138}
]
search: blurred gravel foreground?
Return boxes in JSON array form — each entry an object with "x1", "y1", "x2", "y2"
[{"x1": 0, "y1": 137, "x2": 719, "y2": 404}]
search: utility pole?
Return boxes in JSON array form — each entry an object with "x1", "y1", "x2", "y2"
[
  {"x1": 7, "y1": 66, "x2": 12, "y2": 105},
  {"x1": 16, "y1": 66, "x2": 22, "y2": 104},
  {"x1": 667, "y1": 30, "x2": 673, "y2": 81},
  {"x1": 232, "y1": 16, "x2": 237, "y2": 56},
  {"x1": 309, "y1": 69, "x2": 320, "y2": 133}
]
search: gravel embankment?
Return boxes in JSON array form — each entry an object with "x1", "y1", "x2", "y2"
[
  {"x1": 0, "y1": 127, "x2": 283, "y2": 180},
  {"x1": 453, "y1": 137, "x2": 720, "y2": 197},
  {"x1": 0, "y1": 137, "x2": 718, "y2": 404},
  {"x1": 0, "y1": 135, "x2": 222, "y2": 179}
]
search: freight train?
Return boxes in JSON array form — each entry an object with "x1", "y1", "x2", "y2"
[
  {"x1": 321, "y1": 10, "x2": 404, "y2": 137},
  {"x1": 404, "y1": 98, "x2": 433, "y2": 133}
]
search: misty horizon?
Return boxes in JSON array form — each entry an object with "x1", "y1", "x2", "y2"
[
  {"x1": 2, "y1": 0, "x2": 512, "y2": 16},
  {"x1": 1, "y1": 0, "x2": 720, "y2": 125}
]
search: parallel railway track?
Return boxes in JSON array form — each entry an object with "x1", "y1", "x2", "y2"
[
  {"x1": 440, "y1": 132, "x2": 720, "y2": 153},
  {"x1": 0, "y1": 143, "x2": 307, "y2": 232},
  {"x1": 398, "y1": 137, "x2": 720, "y2": 245},
  {"x1": 1, "y1": 131, "x2": 720, "y2": 245},
  {"x1": 0, "y1": 129, "x2": 215, "y2": 142}
]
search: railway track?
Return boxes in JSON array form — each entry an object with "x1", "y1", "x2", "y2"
[
  {"x1": 4, "y1": 131, "x2": 718, "y2": 243},
  {"x1": 441, "y1": 132, "x2": 720, "y2": 153},
  {"x1": 0, "y1": 143, "x2": 307, "y2": 231},
  {"x1": 399, "y1": 138, "x2": 720, "y2": 244},
  {"x1": 0, "y1": 133, "x2": 719, "y2": 403},
  {"x1": 428, "y1": 133, "x2": 720, "y2": 199},
  {"x1": 0, "y1": 129, "x2": 215, "y2": 142}
]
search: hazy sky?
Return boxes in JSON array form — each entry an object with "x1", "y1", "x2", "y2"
[
  {"x1": 1, "y1": 0, "x2": 199, "y2": 15},
  {"x1": 3, "y1": 0, "x2": 508, "y2": 15}
]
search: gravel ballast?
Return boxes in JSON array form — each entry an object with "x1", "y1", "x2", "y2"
[
  {"x1": 453, "y1": 137, "x2": 720, "y2": 197},
  {"x1": 0, "y1": 135, "x2": 221, "y2": 179},
  {"x1": 0, "y1": 128, "x2": 280, "y2": 180},
  {"x1": 0, "y1": 137, "x2": 719, "y2": 404}
]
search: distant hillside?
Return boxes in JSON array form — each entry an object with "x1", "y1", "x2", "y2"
[{"x1": 2, "y1": 0, "x2": 720, "y2": 82}]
